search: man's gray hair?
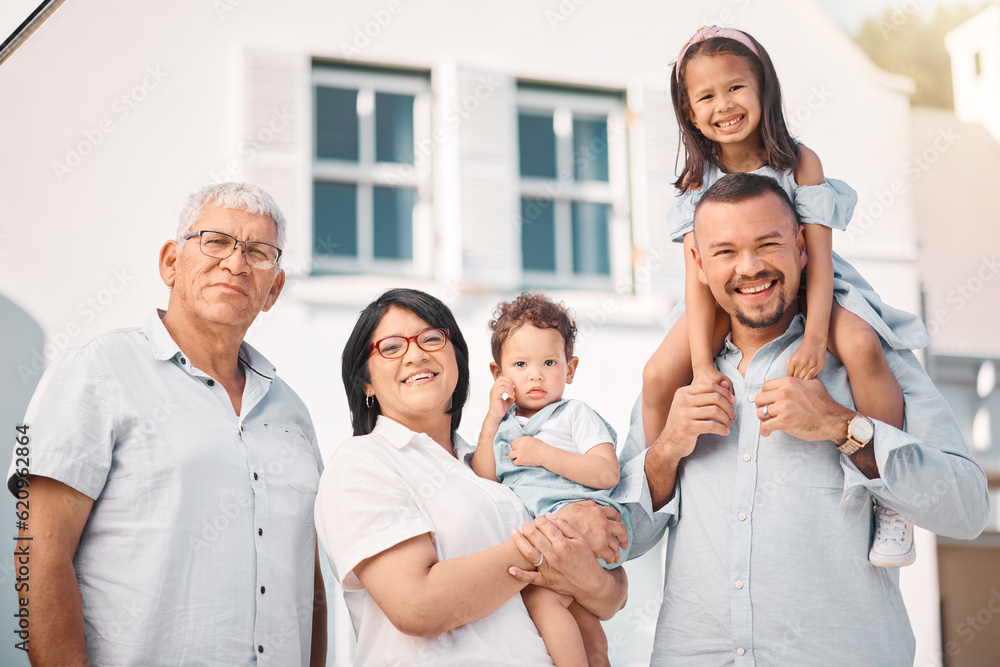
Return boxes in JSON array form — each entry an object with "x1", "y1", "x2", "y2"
[{"x1": 176, "y1": 182, "x2": 287, "y2": 258}]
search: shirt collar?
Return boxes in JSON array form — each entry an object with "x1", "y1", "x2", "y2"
[
  {"x1": 720, "y1": 313, "x2": 806, "y2": 358},
  {"x1": 373, "y1": 415, "x2": 472, "y2": 460},
  {"x1": 142, "y1": 309, "x2": 277, "y2": 380}
]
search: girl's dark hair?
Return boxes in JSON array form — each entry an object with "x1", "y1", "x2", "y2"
[
  {"x1": 341, "y1": 288, "x2": 470, "y2": 439},
  {"x1": 669, "y1": 31, "x2": 798, "y2": 192}
]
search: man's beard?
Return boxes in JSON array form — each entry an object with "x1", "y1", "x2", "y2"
[{"x1": 725, "y1": 270, "x2": 788, "y2": 329}]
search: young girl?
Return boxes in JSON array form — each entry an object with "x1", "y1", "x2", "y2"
[{"x1": 642, "y1": 26, "x2": 929, "y2": 567}]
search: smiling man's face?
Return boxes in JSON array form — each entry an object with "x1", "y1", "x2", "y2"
[{"x1": 693, "y1": 190, "x2": 807, "y2": 338}]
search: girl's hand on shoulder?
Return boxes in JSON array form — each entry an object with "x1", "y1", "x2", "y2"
[
  {"x1": 787, "y1": 339, "x2": 827, "y2": 380},
  {"x1": 692, "y1": 364, "x2": 734, "y2": 400},
  {"x1": 487, "y1": 376, "x2": 516, "y2": 423},
  {"x1": 509, "y1": 436, "x2": 550, "y2": 468}
]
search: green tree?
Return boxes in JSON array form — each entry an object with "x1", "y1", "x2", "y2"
[{"x1": 855, "y1": 4, "x2": 984, "y2": 108}]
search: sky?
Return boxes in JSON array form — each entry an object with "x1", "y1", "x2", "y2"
[{"x1": 814, "y1": 0, "x2": 993, "y2": 34}]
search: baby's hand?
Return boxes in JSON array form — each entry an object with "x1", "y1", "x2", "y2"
[
  {"x1": 487, "y1": 376, "x2": 516, "y2": 424},
  {"x1": 693, "y1": 364, "x2": 734, "y2": 398},
  {"x1": 787, "y1": 339, "x2": 827, "y2": 380},
  {"x1": 509, "y1": 436, "x2": 550, "y2": 468}
]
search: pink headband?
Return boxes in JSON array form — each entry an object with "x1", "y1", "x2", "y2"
[{"x1": 675, "y1": 26, "x2": 760, "y2": 82}]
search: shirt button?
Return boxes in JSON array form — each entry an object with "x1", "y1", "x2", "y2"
[
  {"x1": 260, "y1": 586, "x2": 265, "y2": 594},
  {"x1": 737, "y1": 647, "x2": 746, "y2": 656},
  {"x1": 180, "y1": 358, "x2": 187, "y2": 365},
  {"x1": 253, "y1": 473, "x2": 259, "y2": 481},
  {"x1": 258, "y1": 645, "x2": 264, "y2": 654},
  {"x1": 207, "y1": 379, "x2": 215, "y2": 386},
  {"x1": 258, "y1": 528, "x2": 263, "y2": 536},
  {"x1": 743, "y1": 453, "x2": 751, "y2": 462},
  {"x1": 735, "y1": 580, "x2": 744, "y2": 589},
  {"x1": 747, "y1": 394, "x2": 755, "y2": 403},
  {"x1": 738, "y1": 512, "x2": 747, "y2": 521}
]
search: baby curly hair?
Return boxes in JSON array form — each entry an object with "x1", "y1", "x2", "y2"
[{"x1": 489, "y1": 291, "x2": 577, "y2": 365}]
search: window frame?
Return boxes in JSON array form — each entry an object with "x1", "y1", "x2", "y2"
[
  {"x1": 311, "y1": 66, "x2": 432, "y2": 276},
  {"x1": 516, "y1": 86, "x2": 629, "y2": 290}
]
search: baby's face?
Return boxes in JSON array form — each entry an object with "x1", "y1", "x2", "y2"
[{"x1": 495, "y1": 325, "x2": 576, "y2": 418}]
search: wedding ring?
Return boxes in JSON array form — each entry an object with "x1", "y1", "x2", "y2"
[
  {"x1": 534, "y1": 553, "x2": 544, "y2": 568},
  {"x1": 762, "y1": 404, "x2": 769, "y2": 419}
]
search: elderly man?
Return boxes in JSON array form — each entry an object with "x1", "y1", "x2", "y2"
[
  {"x1": 9, "y1": 183, "x2": 326, "y2": 666},
  {"x1": 618, "y1": 173, "x2": 989, "y2": 665}
]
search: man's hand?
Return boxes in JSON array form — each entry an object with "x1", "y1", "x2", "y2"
[
  {"x1": 645, "y1": 380, "x2": 736, "y2": 510},
  {"x1": 653, "y1": 380, "x2": 735, "y2": 458},
  {"x1": 554, "y1": 500, "x2": 628, "y2": 564},
  {"x1": 508, "y1": 514, "x2": 627, "y2": 620},
  {"x1": 755, "y1": 376, "x2": 854, "y2": 440},
  {"x1": 509, "y1": 436, "x2": 551, "y2": 468}
]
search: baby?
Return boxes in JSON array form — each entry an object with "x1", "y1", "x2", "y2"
[{"x1": 472, "y1": 291, "x2": 631, "y2": 667}]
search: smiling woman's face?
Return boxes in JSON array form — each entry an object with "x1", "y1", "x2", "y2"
[{"x1": 364, "y1": 305, "x2": 459, "y2": 434}]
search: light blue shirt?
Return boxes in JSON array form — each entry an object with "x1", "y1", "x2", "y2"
[
  {"x1": 7, "y1": 310, "x2": 323, "y2": 666},
  {"x1": 615, "y1": 314, "x2": 989, "y2": 666}
]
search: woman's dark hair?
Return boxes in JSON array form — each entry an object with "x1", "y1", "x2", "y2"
[
  {"x1": 341, "y1": 288, "x2": 470, "y2": 439},
  {"x1": 669, "y1": 31, "x2": 798, "y2": 192}
]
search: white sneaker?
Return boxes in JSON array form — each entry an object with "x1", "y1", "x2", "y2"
[{"x1": 869, "y1": 500, "x2": 916, "y2": 567}]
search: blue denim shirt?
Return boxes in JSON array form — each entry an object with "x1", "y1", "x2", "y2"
[{"x1": 615, "y1": 314, "x2": 989, "y2": 666}]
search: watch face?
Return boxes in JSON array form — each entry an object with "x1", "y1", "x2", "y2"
[{"x1": 852, "y1": 416, "x2": 874, "y2": 442}]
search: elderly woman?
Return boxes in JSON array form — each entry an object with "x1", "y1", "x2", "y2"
[{"x1": 314, "y1": 288, "x2": 626, "y2": 665}]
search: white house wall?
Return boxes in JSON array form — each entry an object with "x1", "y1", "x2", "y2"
[{"x1": 0, "y1": 1, "x2": 936, "y2": 665}]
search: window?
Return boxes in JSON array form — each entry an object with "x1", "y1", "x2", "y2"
[
  {"x1": 516, "y1": 86, "x2": 626, "y2": 289},
  {"x1": 312, "y1": 64, "x2": 430, "y2": 274}
]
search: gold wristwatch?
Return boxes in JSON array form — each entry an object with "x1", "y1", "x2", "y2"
[{"x1": 837, "y1": 414, "x2": 874, "y2": 455}]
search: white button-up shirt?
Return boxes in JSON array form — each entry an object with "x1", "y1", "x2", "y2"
[
  {"x1": 8, "y1": 310, "x2": 323, "y2": 666},
  {"x1": 315, "y1": 416, "x2": 553, "y2": 666}
]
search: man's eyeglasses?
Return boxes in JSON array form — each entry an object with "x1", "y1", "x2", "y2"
[
  {"x1": 183, "y1": 230, "x2": 282, "y2": 270},
  {"x1": 367, "y1": 328, "x2": 450, "y2": 359}
]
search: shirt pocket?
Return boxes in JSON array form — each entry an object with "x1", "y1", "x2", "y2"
[
  {"x1": 773, "y1": 434, "x2": 844, "y2": 493},
  {"x1": 262, "y1": 423, "x2": 320, "y2": 495}
]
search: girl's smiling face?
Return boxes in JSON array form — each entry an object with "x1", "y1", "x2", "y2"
[{"x1": 683, "y1": 52, "x2": 763, "y2": 150}]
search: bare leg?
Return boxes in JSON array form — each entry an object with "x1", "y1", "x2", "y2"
[
  {"x1": 569, "y1": 602, "x2": 610, "y2": 667},
  {"x1": 521, "y1": 585, "x2": 587, "y2": 667},
  {"x1": 827, "y1": 304, "x2": 903, "y2": 429},
  {"x1": 641, "y1": 309, "x2": 732, "y2": 446}
]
